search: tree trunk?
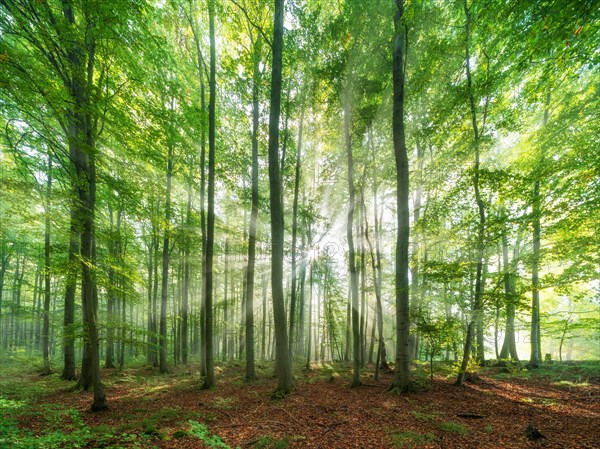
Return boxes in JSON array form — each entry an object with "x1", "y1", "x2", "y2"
[
  {"x1": 305, "y1": 261, "x2": 313, "y2": 370},
  {"x1": 0, "y1": 243, "x2": 10, "y2": 345},
  {"x1": 455, "y1": 0, "x2": 487, "y2": 381},
  {"x1": 373, "y1": 188, "x2": 389, "y2": 371},
  {"x1": 267, "y1": 0, "x2": 293, "y2": 397},
  {"x1": 500, "y1": 232, "x2": 520, "y2": 361},
  {"x1": 390, "y1": 0, "x2": 411, "y2": 393},
  {"x1": 105, "y1": 205, "x2": 118, "y2": 369},
  {"x1": 61, "y1": 5, "x2": 106, "y2": 408},
  {"x1": 245, "y1": 34, "x2": 262, "y2": 382},
  {"x1": 409, "y1": 132, "x2": 425, "y2": 360},
  {"x1": 262, "y1": 272, "x2": 268, "y2": 361},
  {"x1": 359, "y1": 195, "x2": 367, "y2": 369},
  {"x1": 202, "y1": 0, "x2": 217, "y2": 389},
  {"x1": 159, "y1": 142, "x2": 173, "y2": 374},
  {"x1": 189, "y1": 2, "x2": 208, "y2": 376},
  {"x1": 151, "y1": 225, "x2": 160, "y2": 367},
  {"x1": 42, "y1": 154, "x2": 52, "y2": 375},
  {"x1": 368, "y1": 313, "x2": 376, "y2": 365},
  {"x1": 296, "y1": 230, "x2": 307, "y2": 356},
  {"x1": 119, "y1": 292, "x2": 126, "y2": 369},
  {"x1": 223, "y1": 240, "x2": 229, "y2": 360},
  {"x1": 182, "y1": 185, "x2": 192, "y2": 366},
  {"x1": 344, "y1": 101, "x2": 361, "y2": 388},
  {"x1": 529, "y1": 94, "x2": 549, "y2": 369},
  {"x1": 455, "y1": 321, "x2": 474, "y2": 386},
  {"x1": 289, "y1": 97, "x2": 305, "y2": 360}
]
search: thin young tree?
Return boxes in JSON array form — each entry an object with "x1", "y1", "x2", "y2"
[
  {"x1": 42, "y1": 153, "x2": 52, "y2": 376},
  {"x1": 343, "y1": 100, "x2": 361, "y2": 388},
  {"x1": 289, "y1": 99, "x2": 305, "y2": 358},
  {"x1": 244, "y1": 31, "x2": 262, "y2": 382},
  {"x1": 528, "y1": 92, "x2": 550, "y2": 369},
  {"x1": 456, "y1": 0, "x2": 490, "y2": 385},
  {"x1": 159, "y1": 138, "x2": 174, "y2": 374}
]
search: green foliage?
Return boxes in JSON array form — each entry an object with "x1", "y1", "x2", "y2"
[
  {"x1": 252, "y1": 435, "x2": 290, "y2": 449},
  {"x1": 0, "y1": 398, "x2": 153, "y2": 449},
  {"x1": 438, "y1": 421, "x2": 468, "y2": 435},
  {"x1": 410, "y1": 410, "x2": 438, "y2": 422},
  {"x1": 390, "y1": 430, "x2": 438, "y2": 448},
  {"x1": 417, "y1": 316, "x2": 459, "y2": 380},
  {"x1": 187, "y1": 421, "x2": 236, "y2": 449}
]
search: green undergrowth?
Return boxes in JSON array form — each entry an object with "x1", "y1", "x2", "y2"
[
  {"x1": 0, "y1": 397, "x2": 157, "y2": 449},
  {"x1": 251, "y1": 434, "x2": 295, "y2": 448},
  {"x1": 438, "y1": 421, "x2": 469, "y2": 435},
  {"x1": 2, "y1": 357, "x2": 598, "y2": 448},
  {"x1": 0, "y1": 398, "x2": 234, "y2": 449},
  {"x1": 188, "y1": 420, "x2": 239, "y2": 449},
  {"x1": 389, "y1": 430, "x2": 438, "y2": 448},
  {"x1": 485, "y1": 360, "x2": 599, "y2": 384}
]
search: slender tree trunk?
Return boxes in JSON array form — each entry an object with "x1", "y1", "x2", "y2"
[
  {"x1": 289, "y1": 98, "x2": 305, "y2": 360},
  {"x1": 42, "y1": 154, "x2": 52, "y2": 375},
  {"x1": 244, "y1": 35, "x2": 262, "y2": 382},
  {"x1": 105, "y1": 205, "x2": 117, "y2": 369},
  {"x1": 409, "y1": 132, "x2": 425, "y2": 360},
  {"x1": 159, "y1": 142, "x2": 173, "y2": 374},
  {"x1": 558, "y1": 318, "x2": 571, "y2": 363},
  {"x1": 151, "y1": 227, "x2": 160, "y2": 367},
  {"x1": 34, "y1": 265, "x2": 42, "y2": 349},
  {"x1": 262, "y1": 272, "x2": 268, "y2": 361},
  {"x1": 223, "y1": 240, "x2": 229, "y2": 360},
  {"x1": 0, "y1": 245, "x2": 9, "y2": 347},
  {"x1": 240, "y1": 266, "x2": 246, "y2": 360},
  {"x1": 305, "y1": 261, "x2": 313, "y2": 370},
  {"x1": 202, "y1": 0, "x2": 217, "y2": 389},
  {"x1": 317, "y1": 280, "x2": 323, "y2": 362},
  {"x1": 345, "y1": 286, "x2": 350, "y2": 362},
  {"x1": 359, "y1": 195, "x2": 367, "y2": 369},
  {"x1": 297, "y1": 229, "x2": 307, "y2": 356},
  {"x1": 390, "y1": 0, "x2": 411, "y2": 392},
  {"x1": 373, "y1": 188, "x2": 389, "y2": 371},
  {"x1": 119, "y1": 292, "x2": 126, "y2": 369},
  {"x1": 189, "y1": 3, "x2": 208, "y2": 376},
  {"x1": 267, "y1": 0, "x2": 293, "y2": 396},
  {"x1": 456, "y1": 0, "x2": 487, "y2": 383},
  {"x1": 230, "y1": 268, "x2": 236, "y2": 360},
  {"x1": 31, "y1": 267, "x2": 39, "y2": 351},
  {"x1": 500, "y1": 232, "x2": 520, "y2": 361},
  {"x1": 344, "y1": 101, "x2": 361, "y2": 388},
  {"x1": 456, "y1": 319, "x2": 474, "y2": 386},
  {"x1": 182, "y1": 185, "x2": 192, "y2": 366},
  {"x1": 529, "y1": 94, "x2": 549, "y2": 369},
  {"x1": 368, "y1": 313, "x2": 376, "y2": 365}
]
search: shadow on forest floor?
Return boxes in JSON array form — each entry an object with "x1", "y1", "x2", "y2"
[{"x1": 1, "y1": 356, "x2": 599, "y2": 448}]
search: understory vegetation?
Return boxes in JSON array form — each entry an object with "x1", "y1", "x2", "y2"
[{"x1": 1, "y1": 355, "x2": 599, "y2": 448}]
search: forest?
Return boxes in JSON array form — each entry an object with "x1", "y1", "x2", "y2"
[{"x1": 0, "y1": 0, "x2": 598, "y2": 447}]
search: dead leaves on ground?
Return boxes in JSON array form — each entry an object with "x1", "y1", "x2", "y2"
[{"x1": 20, "y1": 365, "x2": 600, "y2": 448}]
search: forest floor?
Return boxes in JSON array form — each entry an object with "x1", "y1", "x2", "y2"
[{"x1": 1, "y1": 357, "x2": 599, "y2": 449}]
